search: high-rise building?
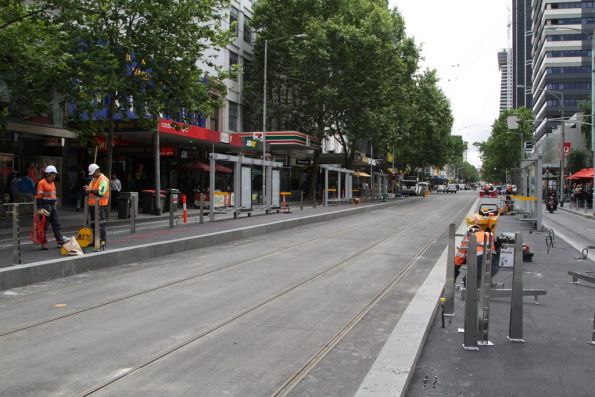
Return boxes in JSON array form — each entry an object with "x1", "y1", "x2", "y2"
[
  {"x1": 512, "y1": 0, "x2": 533, "y2": 109},
  {"x1": 498, "y1": 48, "x2": 514, "y2": 112},
  {"x1": 531, "y1": 0, "x2": 595, "y2": 143}
]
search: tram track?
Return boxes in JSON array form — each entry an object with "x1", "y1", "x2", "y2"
[
  {"x1": 0, "y1": 200, "x2": 422, "y2": 338},
  {"x1": 70, "y1": 196, "x2": 474, "y2": 397}
]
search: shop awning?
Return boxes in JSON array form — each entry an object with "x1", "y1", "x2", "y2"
[
  {"x1": 181, "y1": 161, "x2": 233, "y2": 174},
  {"x1": 567, "y1": 168, "x2": 594, "y2": 180},
  {"x1": 182, "y1": 160, "x2": 210, "y2": 172},
  {"x1": 215, "y1": 163, "x2": 233, "y2": 174}
]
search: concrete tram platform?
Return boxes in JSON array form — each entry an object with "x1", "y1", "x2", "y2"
[
  {"x1": 0, "y1": 197, "x2": 418, "y2": 291},
  {"x1": 405, "y1": 213, "x2": 595, "y2": 397}
]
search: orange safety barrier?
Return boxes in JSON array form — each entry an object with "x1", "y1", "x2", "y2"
[{"x1": 181, "y1": 194, "x2": 188, "y2": 224}]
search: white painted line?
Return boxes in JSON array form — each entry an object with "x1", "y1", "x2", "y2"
[
  {"x1": 542, "y1": 220, "x2": 595, "y2": 263},
  {"x1": 355, "y1": 198, "x2": 478, "y2": 397}
]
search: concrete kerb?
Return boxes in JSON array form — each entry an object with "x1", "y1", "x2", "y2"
[
  {"x1": 0, "y1": 198, "x2": 415, "y2": 291},
  {"x1": 355, "y1": 197, "x2": 478, "y2": 397}
]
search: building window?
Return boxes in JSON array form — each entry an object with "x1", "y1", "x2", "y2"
[
  {"x1": 229, "y1": 51, "x2": 239, "y2": 72},
  {"x1": 210, "y1": 108, "x2": 219, "y2": 131},
  {"x1": 228, "y1": 101, "x2": 238, "y2": 131},
  {"x1": 243, "y1": 16, "x2": 252, "y2": 44},
  {"x1": 230, "y1": 7, "x2": 239, "y2": 36}
]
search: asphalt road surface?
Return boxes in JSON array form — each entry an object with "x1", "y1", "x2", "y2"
[{"x1": 0, "y1": 192, "x2": 475, "y2": 397}]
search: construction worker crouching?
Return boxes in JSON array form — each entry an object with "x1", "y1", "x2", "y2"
[
  {"x1": 35, "y1": 166, "x2": 69, "y2": 250},
  {"x1": 454, "y1": 225, "x2": 499, "y2": 285},
  {"x1": 85, "y1": 163, "x2": 110, "y2": 249}
]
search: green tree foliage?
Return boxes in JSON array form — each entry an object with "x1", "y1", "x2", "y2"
[
  {"x1": 578, "y1": 101, "x2": 593, "y2": 151},
  {"x1": 394, "y1": 70, "x2": 454, "y2": 171},
  {"x1": 0, "y1": 1, "x2": 68, "y2": 131},
  {"x1": 456, "y1": 161, "x2": 480, "y2": 183},
  {"x1": 475, "y1": 107, "x2": 534, "y2": 183},
  {"x1": 567, "y1": 149, "x2": 589, "y2": 175},
  {"x1": 48, "y1": 0, "x2": 232, "y2": 179}
]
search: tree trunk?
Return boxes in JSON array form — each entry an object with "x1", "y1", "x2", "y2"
[{"x1": 308, "y1": 150, "x2": 320, "y2": 203}]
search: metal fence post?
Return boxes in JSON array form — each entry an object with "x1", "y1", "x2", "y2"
[
  {"x1": 300, "y1": 190, "x2": 304, "y2": 211},
  {"x1": 508, "y1": 232, "x2": 525, "y2": 343},
  {"x1": 199, "y1": 193, "x2": 204, "y2": 224},
  {"x1": 590, "y1": 312, "x2": 595, "y2": 346},
  {"x1": 83, "y1": 198, "x2": 89, "y2": 227},
  {"x1": 130, "y1": 195, "x2": 136, "y2": 234},
  {"x1": 94, "y1": 204, "x2": 100, "y2": 251},
  {"x1": 169, "y1": 193, "x2": 177, "y2": 228},
  {"x1": 12, "y1": 203, "x2": 21, "y2": 265},
  {"x1": 462, "y1": 234, "x2": 480, "y2": 351},
  {"x1": 444, "y1": 223, "x2": 456, "y2": 316},
  {"x1": 478, "y1": 233, "x2": 493, "y2": 346}
]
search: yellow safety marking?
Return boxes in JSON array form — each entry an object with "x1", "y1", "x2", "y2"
[
  {"x1": 280, "y1": 192, "x2": 291, "y2": 196},
  {"x1": 511, "y1": 195, "x2": 538, "y2": 201},
  {"x1": 54, "y1": 304, "x2": 67, "y2": 308},
  {"x1": 76, "y1": 227, "x2": 93, "y2": 248}
]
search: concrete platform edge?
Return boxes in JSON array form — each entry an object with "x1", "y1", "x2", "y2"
[
  {"x1": 0, "y1": 200, "x2": 408, "y2": 291},
  {"x1": 355, "y1": 197, "x2": 478, "y2": 397}
]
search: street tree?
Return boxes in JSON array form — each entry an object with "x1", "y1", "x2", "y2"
[
  {"x1": 0, "y1": 1, "x2": 69, "y2": 132},
  {"x1": 53, "y1": 0, "x2": 232, "y2": 212},
  {"x1": 475, "y1": 107, "x2": 534, "y2": 183},
  {"x1": 567, "y1": 149, "x2": 589, "y2": 175},
  {"x1": 246, "y1": 0, "x2": 420, "y2": 196}
]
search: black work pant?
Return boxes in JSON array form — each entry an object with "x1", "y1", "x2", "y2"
[
  {"x1": 39, "y1": 203, "x2": 64, "y2": 243},
  {"x1": 89, "y1": 205, "x2": 107, "y2": 242}
]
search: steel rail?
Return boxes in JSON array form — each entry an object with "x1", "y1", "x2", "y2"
[{"x1": 72, "y1": 197, "x2": 474, "y2": 397}]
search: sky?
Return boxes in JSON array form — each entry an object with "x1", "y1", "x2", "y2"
[{"x1": 389, "y1": 0, "x2": 510, "y2": 168}]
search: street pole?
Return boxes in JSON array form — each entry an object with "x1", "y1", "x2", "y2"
[
  {"x1": 560, "y1": 92, "x2": 565, "y2": 206},
  {"x1": 262, "y1": 39, "x2": 268, "y2": 208},
  {"x1": 592, "y1": 30, "x2": 595, "y2": 216}
]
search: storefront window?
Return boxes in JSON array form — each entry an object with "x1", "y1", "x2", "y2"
[{"x1": 0, "y1": 153, "x2": 15, "y2": 202}]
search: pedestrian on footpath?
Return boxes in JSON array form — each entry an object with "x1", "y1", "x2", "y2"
[
  {"x1": 35, "y1": 165, "x2": 68, "y2": 250},
  {"x1": 110, "y1": 173, "x2": 122, "y2": 209},
  {"x1": 85, "y1": 163, "x2": 110, "y2": 249}
]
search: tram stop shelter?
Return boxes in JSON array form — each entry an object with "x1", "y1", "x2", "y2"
[
  {"x1": 514, "y1": 148, "x2": 543, "y2": 230},
  {"x1": 320, "y1": 165, "x2": 354, "y2": 206},
  {"x1": 208, "y1": 153, "x2": 284, "y2": 221},
  {"x1": 372, "y1": 171, "x2": 389, "y2": 200}
]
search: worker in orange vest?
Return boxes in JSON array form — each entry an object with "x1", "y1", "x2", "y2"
[
  {"x1": 454, "y1": 225, "x2": 498, "y2": 284},
  {"x1": 35, "y1": 165, "x2": 69, "y2": 249},
  {"x1": 85, "y1": 163, "x2": 110, "y2": 249}
]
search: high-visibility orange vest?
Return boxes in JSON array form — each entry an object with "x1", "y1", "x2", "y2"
[
  {"x1": 454, "y1": 231, "x2": 496, "y2": 266},
  {"x1": 35, "y1": 178, "x2": 57, "y2": 202},
  {"x1": 88, "y1": 174, "x2": 110, "y2": 206}
]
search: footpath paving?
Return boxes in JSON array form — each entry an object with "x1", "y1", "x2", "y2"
[
  {"x1": 406, "y1": 211, "x2": 595, "y2": 397},
  {"x1": 0, "y1": 197, "x2": 418, "y2": 290}
]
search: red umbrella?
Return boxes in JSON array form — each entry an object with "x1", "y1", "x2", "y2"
[
  {"x1": 182, "y1": 160, "x2": 210, "y2": 172},
  {"x1": 567, "y1": 168, "x2": 594, "y2": 180}
]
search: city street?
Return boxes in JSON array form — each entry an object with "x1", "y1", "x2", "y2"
[{"x1": 0, "y1": 192, "x2": 474, "y2": 397}]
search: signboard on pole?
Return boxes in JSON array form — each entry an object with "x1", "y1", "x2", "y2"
[{"x1": 563, "y1": 142, "x2": 571, "y2": 156}]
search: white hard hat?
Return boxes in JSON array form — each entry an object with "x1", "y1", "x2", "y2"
[
  {"x1": 44, "y1": 165, "x2": 58, "y2": 174},
  {"x1": 88, "y1": 163, "x2": 100, "y2": 175}
]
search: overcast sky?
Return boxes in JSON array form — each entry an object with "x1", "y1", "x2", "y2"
[{"x1": 390, "y1": 0, "x2": 510, "y2": 168}]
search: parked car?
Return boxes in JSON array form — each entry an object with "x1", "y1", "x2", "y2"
[
  {"x1": 436, "y1": 185, "x2": 446, "y2": 193},
  {"x1": 446, "y1": 184, "x2": 457, "y2": 193}
]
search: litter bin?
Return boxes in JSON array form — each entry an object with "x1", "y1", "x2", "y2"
[
  {"x1": 164, "y1": 189, "x2": 180, "y2": 212},
  {"x1": 117, "y1": 192, "x2": 139, "y2": 219},
  {"x1": 141, "y1": 190, "x2": 165, "y2": 214},
  {"x1": 117, "y1": 196, "x2": 130, "y2": 219},
  {"x1": 141, "y1": 190, "x2": 155, "y2": 213}
]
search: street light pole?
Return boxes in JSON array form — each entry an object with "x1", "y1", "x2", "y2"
[
  {"x1": 591, "y1": 30, "x2": 595, "y2": 216},
  {"x1": 262, "y1": 39, "x2": 269, "y2": 208},
  {"x1": 260, "y1": 34, "x2": 307, "y2": 211}
]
